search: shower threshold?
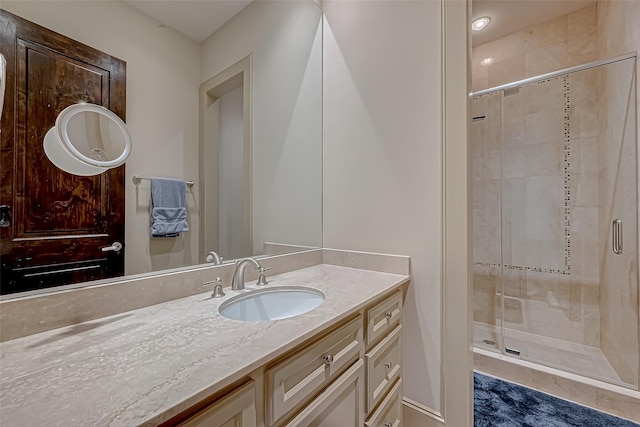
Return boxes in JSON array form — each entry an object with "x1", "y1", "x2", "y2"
[{"x1": 473, "y1": 322, "x2": 630, "y2": 387}]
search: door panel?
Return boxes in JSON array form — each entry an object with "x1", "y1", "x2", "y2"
[
  {"x1": 20, "y1": 41, "x2": 108, "y2": 235},
  {"x1": 0, "y1": 10, "x2": 126, "y2": 295}
]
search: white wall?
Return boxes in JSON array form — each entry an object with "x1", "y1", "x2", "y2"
[
  {"x1": 200, "y1": 0, "x2": 323, "y2": 255},
  {"x1": 217, "y1": 87, "x2": 248, "y2": 260},
  {"x1": 322, "y1": 0, "x2": 444, "y2": 415},
  {"x1": 2, "y1": 1, "x2": 201, "y2": 275}
]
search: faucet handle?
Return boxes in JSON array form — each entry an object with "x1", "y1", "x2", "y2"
[
  {"x1": 203, "y1": 277, "x2": 225, "y2": 298},
  {"x1": 212, "y1": 283, "x2": 226, "y2": 298},
  {"x1": 256, "y1": 267, "x2": 272, "y2": 286},
  {"x1": 203, "y1": 277, "x2": 222, "y2": 287}
]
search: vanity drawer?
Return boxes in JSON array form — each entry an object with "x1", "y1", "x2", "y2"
[
  {"x1": 366, "y1": 291, "x2": 402, "y2": 347},
  {"x1": 266, "y1": 316, "x2": 363, "y2": 426},
  {"x1": 366, "y1": 324, "x2": 402, "y2": 412},
  {"x1": 365, "y1": 378, "x2": 402, "y2": 427}
]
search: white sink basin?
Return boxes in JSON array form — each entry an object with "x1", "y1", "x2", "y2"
[{"x1": 218, "y1": 286, "x2": 325, "y2": 321}]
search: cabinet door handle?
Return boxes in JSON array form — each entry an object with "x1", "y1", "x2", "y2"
[
  {"x1": 385, "y1": 362, "x2": 392, "y2": 370},
  {"x1": 385, "y1": 312, "x2": 392, "y2": 320},
  {"x1": 384, "y1": 422, "x2": 392, "y2": 427},
  {"x1": 322, "y1": 354, "x2": 334, "y2": 365}
]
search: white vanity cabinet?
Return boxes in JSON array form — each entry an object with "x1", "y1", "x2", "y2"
[
  {"x1": 171, "y1": 288, "x2": 404, "y2": 427},
  {"x1": 364, "y1": 291, "x2": 403, "y2": 426}
]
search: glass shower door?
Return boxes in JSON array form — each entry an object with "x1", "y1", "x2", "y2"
[
  {"x1": 471, "y1": 92, "x2": 504, "y2": 355},
  {"x1": 499, "y1": 75, "x2": 570, "y2": 365},
  {"x1": 594, "y1": 57, "x2": 638, "y2": 388}
]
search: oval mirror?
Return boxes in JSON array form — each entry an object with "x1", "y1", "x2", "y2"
[
  {"x1": 43, "y1": 103, "x2": 132, "y2": 175},
  {"x1": 43, "y1": 127, "x2": 109, "y2": 176}
]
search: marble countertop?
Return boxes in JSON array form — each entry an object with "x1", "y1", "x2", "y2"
[{"x1": 0, "y1": 264, "x2": 409, "y2": 426}]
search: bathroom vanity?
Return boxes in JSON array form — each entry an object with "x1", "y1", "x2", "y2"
[{"x1": 0, "y1": 262, "x2": 409, "y2": 426}]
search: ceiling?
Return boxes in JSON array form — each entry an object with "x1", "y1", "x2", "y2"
[
  {"x1": 123, "y1": 0, "x2": 596, "y2": 46},
  {"x1": 472, "y1": 0, "x2": 597, "y2": 46},
  {"x1": 123, "y1": 0, "x2": 252, "y2": 42}
]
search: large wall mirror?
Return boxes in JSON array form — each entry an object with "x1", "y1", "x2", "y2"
[{"x1": 0, "y1": 0, "x2": 322, "y2": 298}]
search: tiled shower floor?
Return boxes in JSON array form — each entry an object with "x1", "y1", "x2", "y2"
[{"x1": 474, "y1": 322, "x2": 630, "y2": 387}]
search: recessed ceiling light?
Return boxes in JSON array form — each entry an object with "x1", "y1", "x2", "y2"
[
  {"x1": 472, "y1": 16, "x2": 491, "y2": 32},
  {"x1": 480, "y1": 58, "x2": 494, "y2": 66}
]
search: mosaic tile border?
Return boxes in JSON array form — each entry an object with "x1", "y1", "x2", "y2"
[
  {"x1": 563, "y1": 75, "x2": 572, "y2": 274},
  {"x1": 473, "y1": 262, "x2": 566, "y2": 275}
]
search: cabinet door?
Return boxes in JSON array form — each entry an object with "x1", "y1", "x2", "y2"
[
  {"x1": 365, "y1": 379, "x2": 402, "y2": 427},
  {"x1": 285, "y1": 359, "x2": 365, "y2": 427},
  {"x1": 366, "y1": 324, "x2": 402, "y2": 412},
  {"x1": 180, "y1": 381, "x2": 257, "y2": 427}
]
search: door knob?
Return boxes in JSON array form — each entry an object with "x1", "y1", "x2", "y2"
[{"x1": 101, "y1": 241, "x2": 123, "y2": 252}]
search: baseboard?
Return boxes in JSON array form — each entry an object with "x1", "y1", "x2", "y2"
[{"x1": 403, "y1": 397, "x2": 445, "y2": 427}]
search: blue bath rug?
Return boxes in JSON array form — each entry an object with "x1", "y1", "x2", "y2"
[{"x1": 474, "y1": 372, "x2": 639, "y2": 427}]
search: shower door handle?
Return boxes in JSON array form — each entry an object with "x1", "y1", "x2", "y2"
[{"x1": 612, "y1": 219, "x2": 623, "y2": 255}]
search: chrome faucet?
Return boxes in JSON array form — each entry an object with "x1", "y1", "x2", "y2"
[
  {"x1": 231, "y1": 257, "x2": 262, "y2": 290},
  {"x1": 205, "y1": 250, "x2": 222, "y2": 265}
]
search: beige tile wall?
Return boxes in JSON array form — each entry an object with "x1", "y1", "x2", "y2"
[
  {"x1": 471, "y1": 93, "x2": 502, "y2": 268},
  {"x1": 473, "y1": 269, "x2": 600, "y2": 346},
  {"x1": 471, "y1": 66, "x2": 602, "y2": 346},
  {"x1": 472, "y1": 6, "x2": 598, "y2": 92}
]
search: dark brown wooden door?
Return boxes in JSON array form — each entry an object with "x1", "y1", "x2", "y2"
[{"x1": 0, "y1": 10, "x2": 126, "y2": 295}]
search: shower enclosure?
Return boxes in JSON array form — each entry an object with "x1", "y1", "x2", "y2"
[{"x1": 471, "y1": 54, "x2": 639, "y2": 389}]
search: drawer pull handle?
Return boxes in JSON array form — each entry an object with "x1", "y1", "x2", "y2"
[
  {"x1": 384, "y1": 422, "x2": 392, "y2": 427},
  {"x1": 385, "y1": 362, "x2": 392, "y2": 370},
  {"x1": 385, "y1": 312, "x2": 392, "y2": 320},
  {"x1": 323, "y1": 354, "x2": 334, "y2": 365}
]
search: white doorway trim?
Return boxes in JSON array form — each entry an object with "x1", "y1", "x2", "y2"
[{"x1": 199, "y1": 55, "x2": 253, "y2": 262}]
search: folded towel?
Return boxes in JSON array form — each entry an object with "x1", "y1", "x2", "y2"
[{"x1": 150, "y1": 178, "x2": 189, "y2": 238}]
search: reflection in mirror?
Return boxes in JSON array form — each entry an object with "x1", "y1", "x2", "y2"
[
  {"x1": 0, "y1": 0, "x2": 322, "y2": 298},
  {"x1": 44, "y1": 103, "x2": 132, "y2": 175},
  {"x1": 61, "y1": 107, "x2": 130, "y2": 166},
  {"x1": 0, "y1": 53, "x2": 6, "y2": 120}
]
